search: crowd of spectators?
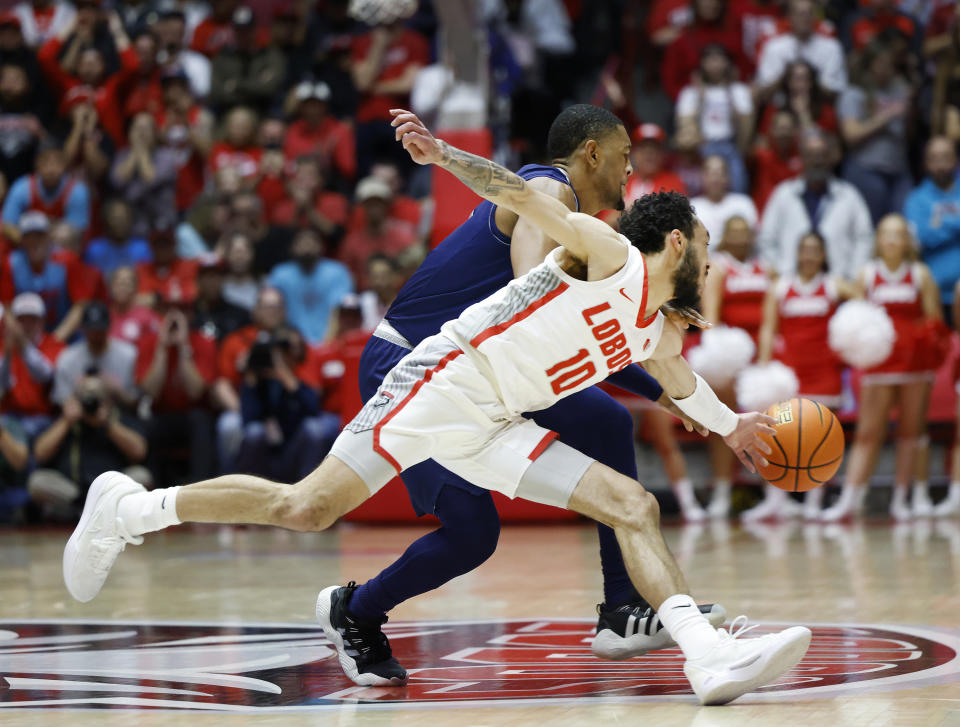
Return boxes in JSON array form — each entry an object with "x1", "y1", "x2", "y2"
[{"x1": 0, "y1": 0, "x2": 959, "y2": 523}]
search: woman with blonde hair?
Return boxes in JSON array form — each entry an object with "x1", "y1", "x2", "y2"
[{"x1": 821, "y1": 214, "x2": 943, "y2": 521}]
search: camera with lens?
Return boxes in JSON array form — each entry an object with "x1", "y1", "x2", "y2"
[
  {"x1": 246, "y1": 332, "x2": 294, "y2": 373},
  {"x1": 79, "y1": 365, "x2": 102, "y2": 416}
]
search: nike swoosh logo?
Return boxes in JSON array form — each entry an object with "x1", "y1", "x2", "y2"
[
  {"x1": 161, "y1": 496, "x2": 166, "y2": 510},
  {"x1": 619, "y1": 287, "x2": 634, "y2": 303},
  {"x1": 672, "y1": 604, "x2": 693, "y2": 609}
]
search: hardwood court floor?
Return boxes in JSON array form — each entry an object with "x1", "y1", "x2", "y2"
[{"x1": 2, "y1": 519, "x2": 960, "y2": 726}]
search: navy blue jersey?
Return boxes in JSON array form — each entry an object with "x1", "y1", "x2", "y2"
[{"x1": 385, "y1": 164, "x2": 579, "y2": 346}]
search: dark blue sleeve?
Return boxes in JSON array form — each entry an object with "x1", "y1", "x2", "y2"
[{"x1": 605, "y1": 364, "x2": 663, "y2": 402}]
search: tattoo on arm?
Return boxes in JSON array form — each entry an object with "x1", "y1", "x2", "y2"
[{"x1": 438, "y1": 141, "x2": 526, "y2": 199}]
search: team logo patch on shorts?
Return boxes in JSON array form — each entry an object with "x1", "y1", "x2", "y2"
[
  {"x1": 1, "y1": 619, "x2": 958, "y2": 710},
  {"x1": 373, "y1": 392, "x2": 395, "y2": 408}
]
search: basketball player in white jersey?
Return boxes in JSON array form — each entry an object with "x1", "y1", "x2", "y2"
[{"x1": 64, "y1": 110, "x2": 811, "y2": 706}]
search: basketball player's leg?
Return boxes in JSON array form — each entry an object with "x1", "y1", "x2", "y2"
[
  {"x1": 823, "y1": 382, "x2": 895, "y2": 521},
  {"x1": 523, "y1": 443, "x2": 811, "y2": 704},
  {"x1": 345, "y1": 461, "x2": 501, "y2": 624},
  {"x1": 531, "y1": 390, "x2": 645, "y2": 608}
]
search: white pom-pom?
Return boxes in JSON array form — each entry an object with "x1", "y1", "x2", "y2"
[
  {"x1": 828, "y1": 300, "x2": 895, "y2": 369},
  {"x1": 736, "y1": 361, "x2": 799, "y2": 412},
  {"x1": 687, "y1": 326, "x2": 756, "y2": 388}
]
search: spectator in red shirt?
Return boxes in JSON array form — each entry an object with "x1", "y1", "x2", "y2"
[
  {"x1": 37, "y1": 10, "x2": 139, "y2": 145},
  {"x1": 154, "y1": 66, "x2": 213, "y2": 213},
  {"x1": 283, "y1": 81, "x2": 356, "y2": 184},
  {"x1": 752, "y1": 109, "x2": 803, "y2": 211},
  {"x1": 757, "y1": 59, "x2": 839, "y2": 135},
  {"x1": 119, "y1": 30, "x2": 165, "y2": 127},
  {"x1": 208, "y1": 105, "x2": 262, "y2": 185},
  {"x1": 108, "y1": 265, "x2": 160, "y2": 344},
  {"x1": 270, "y1": 155, "x2": 349, "y2": 240},
  {"x1": 626, "y1": 123, "x2": 688, "y2": 203},
  {"x1": 661, "y1": 0, "x2": 752, "y2": 100},
  {"x1": 646, "y1": 0, "x2": 694, "y2": 48},
  {"x1": 190, "y1": 0, "x2": 236, "y2": 57},
  {"x1": 135, "y1": 227, "x2": 200, "y2": 306},
  {"x1": 0, "y1": 292, "x2": 65, "y2": 437},
  {"x1": 350, "y1": 19, "x2": 429, "y2": 176},
  {"x1": 137, "y1": 294, "x2": 217, "y2": 482},
  {"x1": 348, "y1": 160, "x2": 421, "y2": 232},
  {"x1": 340, "y1": 176, "x2": 419, "y2": 288},
  {"x1": 254, "y1": 115, "x2": 287, "y2": 214},
  {"x1": 848, "y1": 0, "x2": 918, "y2": 51}
]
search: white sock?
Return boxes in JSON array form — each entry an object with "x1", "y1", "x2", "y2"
[
  {"x1": 913, "y1": 481, "x2": 929, "y2": 497},
  {"x1": 674, "y1": 478, "x2": 697, "y2": 505},
  {"x1": 658, "y1": 594, "x2": 720, "y2": 661},
  {"x1": 891, "y1": 486, "x2": 908, "y2": 509},
  {"x1": 950, "y1": 483, "x2": 960, "y2": 500},
  {"x1": 118, "y1": 487, "x2": 182, "y2": 536}
]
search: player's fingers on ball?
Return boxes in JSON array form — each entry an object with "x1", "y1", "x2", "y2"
[
  {"x1": 737, "y1": 450, "x2": 756, "y2": 473},
  {"x1": 755, "y1": 438, "x2": 773, "y2": 455}
]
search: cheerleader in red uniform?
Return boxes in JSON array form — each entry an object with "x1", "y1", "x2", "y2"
[
  {"x1": 701, "y1": 216, "x2": 773, "y2": 517},
  {"x1": 822, "y1": 214, "x2": 944, "y2": 522},
  {"x1": 752, "y1": 232, "x2": 855, "y2": 520}
]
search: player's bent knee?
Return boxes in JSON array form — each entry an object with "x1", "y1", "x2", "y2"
[
  {"x1": 593, "y1": 471, "x2": 659, "y2": 532},
  {"x1": 272, "y1": 490, "x2": 337, "y2": 532}
]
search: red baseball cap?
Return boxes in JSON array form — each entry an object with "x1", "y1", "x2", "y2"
[
  {"x1": 632, "y1": 123, "x2": 667, "y2": 145},
  {"x1": 0, "y1": 12, "x2": 21, "y2": 29}
]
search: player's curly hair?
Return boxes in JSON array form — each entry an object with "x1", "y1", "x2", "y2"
[
  {"x1": 618, "y1": 191, "x2": 697, "y2": 254},
  {"x1": 546, "y1": 104, "x2": 625, "y2": 161}
]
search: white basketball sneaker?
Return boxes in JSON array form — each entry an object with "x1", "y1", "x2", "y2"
[
  {"x1": 683, "y1": 616, "x2": 812, "y2": 705},
  {"x1": 63, "y1": 471, "x2": 145, "y2": 602}
]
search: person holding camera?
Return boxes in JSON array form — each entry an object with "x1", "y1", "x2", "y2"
[
  {"x1": 29, "y1": 370, "x2": 148, "y2": 521},
  {"x1": 0, "y1": 292, "x2": 66, "y2": 439},
  {"x1": 234, "y1": 325, "x2": 339, "y2": 481},
  {"x1": 52, "y1": 300, "x2": 139, "y2": 410},
  {"x1": 136, "y1": 293, "x2": 217, "y2": 485}
]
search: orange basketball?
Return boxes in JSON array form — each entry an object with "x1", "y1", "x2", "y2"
[{"x1": 755, "y1": 398, "x2": 844, "y2": 492}]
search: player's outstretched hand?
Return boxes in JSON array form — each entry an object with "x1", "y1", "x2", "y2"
[
  {"x1": 722, "y1": 411, "x2": 776, "y2": 473},
  {"x1": 390, "y1": 109, "x2": 443, "y2": 165},
  {"x1": 661, "y1": 302, "x2": 712, "y2": 330}
]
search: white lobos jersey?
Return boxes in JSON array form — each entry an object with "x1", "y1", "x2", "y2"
[{"x1": 443, "y1": 236, "x2": 665, "y2": 416}]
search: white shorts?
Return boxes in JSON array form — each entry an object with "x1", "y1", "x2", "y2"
[{"x1": 330, "y1": 334, "x2": 594, "y2": 507}]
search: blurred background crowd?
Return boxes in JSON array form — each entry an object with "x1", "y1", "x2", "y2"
[{"x1": 0, "y1": 0, "x2": 959, "y2": 524}]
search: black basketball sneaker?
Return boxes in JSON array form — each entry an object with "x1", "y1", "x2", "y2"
[
  {"x1": 592, "y1": 601, "x2": 728, "y2": 660},
  {"x1": 316, "y1": 582, "x2": 408, "y2": 686}
]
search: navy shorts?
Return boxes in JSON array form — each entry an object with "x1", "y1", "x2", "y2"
[{"x1": 358, "y1": 334, "x2": 638, "y2": 516}]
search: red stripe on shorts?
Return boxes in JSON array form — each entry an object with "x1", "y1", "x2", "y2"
[
  {"x1": 372, "y1": 349, "x2": 464, "y2": 474},
  {"x1": 528, "y1": 430, "x2": 558, "y2": 461},
  {"x1": 469, "y1": 282, "x2": 569, "y2": 348}
]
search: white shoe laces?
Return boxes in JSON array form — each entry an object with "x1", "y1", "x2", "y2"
[
  {"x1": 89, "y1": 517, "x2": 143, "y2": 576},
  {"x1": 717, "y1": 615, "x2": 759, "y2": 641}
]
